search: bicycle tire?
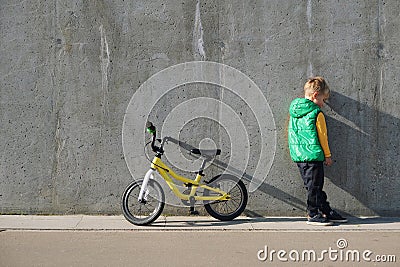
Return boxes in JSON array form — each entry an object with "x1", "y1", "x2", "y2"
[
  {"x1": 122, "y1": 179, "x2": 165, "y2": 225},
  {"x1": 203, "y1": 174, "x2": 248, "y2": 221}
]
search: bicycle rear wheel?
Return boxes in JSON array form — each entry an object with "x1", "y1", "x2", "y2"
[
  {"x1": 122, "y1": 179, "x2": 165, "y2": 225},
  {"x1": 203, "y1": 174, "x2": 248, "y2": 221}
]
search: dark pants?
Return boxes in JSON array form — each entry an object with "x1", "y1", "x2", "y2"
[{"x1": 297, "y1": 161, "x2": 332, "y2": 217}]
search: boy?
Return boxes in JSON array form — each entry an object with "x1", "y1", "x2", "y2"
[{"x1": 288, "y1": 77, "x2": 347, "y2": 225}]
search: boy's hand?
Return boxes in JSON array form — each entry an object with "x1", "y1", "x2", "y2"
[{"x1": 324, "y1": 157, "x2": 333, "y2": 166}]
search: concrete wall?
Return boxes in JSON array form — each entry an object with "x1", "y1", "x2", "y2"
[{"x1": 1, "y1": 0, "x2": 399, "y2": 216}]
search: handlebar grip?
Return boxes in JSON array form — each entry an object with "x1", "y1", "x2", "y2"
[{"x1": 146, "y1": 121, "x2": 156, "y2": 134}]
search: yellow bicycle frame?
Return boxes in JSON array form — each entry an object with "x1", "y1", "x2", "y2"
[{"x1": 151, "y1": 156, "x2": 230, "y2": 201}]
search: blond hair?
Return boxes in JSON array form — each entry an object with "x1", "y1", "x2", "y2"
[{"x1": 304, "y1": 76, "x2": 330, "y2": 98}]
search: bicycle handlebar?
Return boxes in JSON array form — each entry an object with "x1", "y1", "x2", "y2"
[
  {"x1": 146, "y1": 122, "x2": 220, "y2": 159},
  {"x1": 146, "y1": 121, "x2": 163, "y2": 153}
]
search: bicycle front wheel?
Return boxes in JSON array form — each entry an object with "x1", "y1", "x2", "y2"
[
  {"x1": 203, "y1": 174, "x2": 248, "y2": 221},
  {"x1": 122, "y1": 179, "x2": 165, "y2": 225}
]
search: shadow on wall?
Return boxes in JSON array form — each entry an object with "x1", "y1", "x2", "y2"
[
  {"x1": 162, "y1": 137, "x2": 308, "y2": 217},
  {"x1": 324, "y1": 91, "x2": 400, "y2": 216},
  {"x1": 155, "y1": 91, "x2": 399, "y2": 217},
  {"x1": 246, "y1": 91, "x2": 400, "y2": 217}
]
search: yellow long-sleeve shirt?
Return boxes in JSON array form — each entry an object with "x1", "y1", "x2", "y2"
[{"x1": 315, "y1": 112, "x2": 331, "y2": 158}]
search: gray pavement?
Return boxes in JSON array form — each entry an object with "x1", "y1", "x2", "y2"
[
  {"x1": 1, "y1": 215, "x2": 400, "y2": 231},
  {"x1": 1, "y1": 216, "x2": 399, "y2": 267}
]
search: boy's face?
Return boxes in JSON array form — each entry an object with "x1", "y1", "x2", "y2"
[{"x1": 312, "y1": 92, "x2": 328, "y2": 108}]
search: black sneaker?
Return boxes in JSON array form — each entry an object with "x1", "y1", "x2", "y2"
[
  {"x1": 325, "y1": 210, "x2": 348, "y2": 223},
  {"x1": 307, "y1": 214, "x2": 334, "y2": 226}
]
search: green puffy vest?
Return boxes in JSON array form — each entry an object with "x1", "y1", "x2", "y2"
[{"x1": 288, "y1": 98, "x2": 325, "y2": 162}]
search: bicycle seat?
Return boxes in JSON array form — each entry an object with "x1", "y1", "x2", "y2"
[{"x1": 190, "y1": 148, "x2": 221, "y2": 157}]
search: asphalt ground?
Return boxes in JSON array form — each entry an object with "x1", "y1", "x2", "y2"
[{"x1": 1, "y1": 215, "x2": 399, "y2": 266}]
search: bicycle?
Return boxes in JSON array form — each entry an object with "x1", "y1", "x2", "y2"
[{"x1": 122, "y1": 122, "x2": 248, "y2": 225}]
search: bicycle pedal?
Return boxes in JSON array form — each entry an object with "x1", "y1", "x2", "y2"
[{"x1": 189, "y1": 210, "x2": 200, "y2": 216}]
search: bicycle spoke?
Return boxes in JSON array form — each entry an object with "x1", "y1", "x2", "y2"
[
  {"x1": 122, "y1": 179, "x2": 165, "y2": 225},
  {"x1": 204, "y1": 175, "x2": 247, "y2": 221}
]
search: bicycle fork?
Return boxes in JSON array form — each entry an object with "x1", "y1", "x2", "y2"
[{"x1": 138, "y1": 169, "x2": 154, "y2": 202}]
